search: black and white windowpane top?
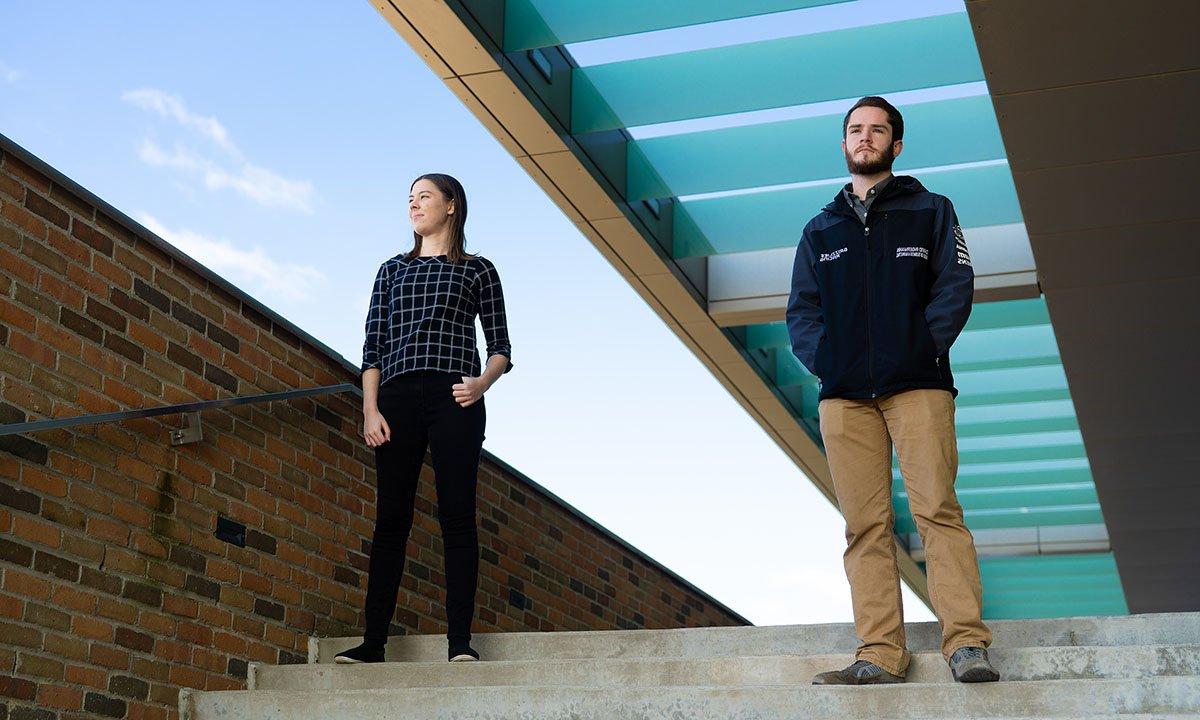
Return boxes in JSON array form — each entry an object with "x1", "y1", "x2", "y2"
[{"x1": 361, "y1": 253, "x2": 513, "y2": 386}]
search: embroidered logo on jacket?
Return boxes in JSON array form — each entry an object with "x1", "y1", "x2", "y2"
[
  {"x1": 953, "y1": 225, "x2": 972, "y2": 267},
  {"x1": 896, "y1": 246, "x2": 929, "y2": 260},
  {"x1": 819, "y1": 247, "x2": 850, "y2": 263}
]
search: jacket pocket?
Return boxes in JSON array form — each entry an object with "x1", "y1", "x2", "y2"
[
  {"x1": 814, "y1": 334, "x2": 831, "y2": 378},
  {"x1": 911, "y1": 316, "x2": 942, "y2": 381}
]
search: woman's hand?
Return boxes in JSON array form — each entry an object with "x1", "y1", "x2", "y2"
[
  {"x1": 363, "y1": 407, "x2": 391, "y2": 447},
  {"x1": 452, "y1": 375, "x2": 488, "y2": 407}
]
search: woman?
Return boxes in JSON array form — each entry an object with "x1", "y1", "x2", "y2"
[{"x1": 336, "y1": 173, "x2": 512, "y2": 664}]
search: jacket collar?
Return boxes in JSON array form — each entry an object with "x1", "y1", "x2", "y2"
[{"x1": 823, "y1": 174, "x2": 927, "y2": 217}]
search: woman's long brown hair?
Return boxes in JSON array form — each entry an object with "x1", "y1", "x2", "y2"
[{"x1": 406, "y1": 173, "x2": 471, "y2": 263}]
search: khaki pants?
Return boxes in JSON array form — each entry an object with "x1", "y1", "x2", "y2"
[{"x1": 819, "y1": 389, "x2": 991, "y2": 676}]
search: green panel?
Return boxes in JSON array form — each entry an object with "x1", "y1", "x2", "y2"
[
  {"x1": 675, "y1": 163, "x2": 1019, "y2": 257},
  {"x1": 962, "y1": 298, "x2": 1051, "y2": 331},
  {"x1": 572, "y1": 14, "x2": 984, "y2": 133},
  {"x1": 896, "y1": 484, "x2": 1097, "y2": 511},
  {"x1": 980, "y1": 553, "x2": 1120, "y2": 578},
  {"x1": 629, "y1": 95, "x2": 1004, "y2": 200},
  {"x1": 956, "y1": 430, "x2": 1082, "y2": 453},
  {"x1": 978, "y1": 554, "x2": 1128, "y2": 619},
  {"x1": 956, "y1": 399, "x2": 1078, "y2": 425},
  {"x1": 956, "y1": 416, "x2": 1079, "y2": 438},
  {"x1": 904, "y1": 458, "x2": 1092, "y2": 484},
  {"x1": 895, "y1": 505, "x2": 1103, "y2": 534},
  {"x1": 896, "y1": 467, "x2": 1094, "y2": 493},
  {"x1": 983, "y1": 600, "x2": 1127, "y2": 619},
  {"x1": 744, "y1": 323, "x2": 792, "y2": 351},
  {"x1": 954, "y1": 389, "x2": 1072, "y2": 407},
  {"x1": 504, "y1": 0, "x2": 851, "y2": 50},
  {"x1": 951, "y1": 325, "x2": 1061, "y2": 372},
  {"x1": 774, "y1": 351, "x2": 816, "y2": 389},
  {"x1": 955, "y1": 365, "x2": 1068, "y2": 397}
]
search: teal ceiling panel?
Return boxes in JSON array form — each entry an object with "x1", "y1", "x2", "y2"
[
  {"x1": 919, "y1": 467, "x2": 1095, "y2": 492},
  {"x1": 955, "y1": 399, "x2": 1079, "y2": 425},
  {"x1": 963, "y1": 298, "x2": 1051, "y2": 331},
  {"x1": 629, "y1": 95, "x2": 1004, "y2": 200},
  {"x1": 951, "y1": 325, "x2": 1062, "y2": 372},
  {"x1": 504, "y1": 0, "x2": 851, "y2": 51},
  {"x1": 953, "y1": 365, "x2": 1068, "y2": 397},
  {"x1": 572, "y1": 13, "x2": 984, "y2": 133},
  {"x1": 896, "y1": 483, "x2": 1098, "y2": 512},
  {"x1": 978, "y1": 554, "x2": 1127, "y2": 619},
  {"x1": 674, "y1": 163, "x2": 1019, "y2": 257},
  {"x1": 895, "y1": 505, "x2": 1103, "y2": 534}
]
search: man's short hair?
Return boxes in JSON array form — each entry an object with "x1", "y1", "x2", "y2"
[{"x1": 843, "y1": 96, "x2": 904, "y2": 142}]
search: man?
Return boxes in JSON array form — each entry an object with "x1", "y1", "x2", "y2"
[{"x1": 787, "y1": 96, "x2": 999, "y2": 684}]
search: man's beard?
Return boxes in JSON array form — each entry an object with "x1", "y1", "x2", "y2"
[{"x1": 845, "y1": 143, "x2": 896, "y2": 175}]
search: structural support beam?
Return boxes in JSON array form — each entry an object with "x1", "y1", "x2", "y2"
[
  {"x1": 966, "y1": 0, "x2": 1200, "y2": 613},
  {"x1": 708, "y1": 223, "x2": 1039, "y2": 326}
]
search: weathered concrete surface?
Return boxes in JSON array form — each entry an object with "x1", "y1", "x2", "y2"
[
  {"x1": 184, "y1": 677, "x2": 1199, "y2": 719},
  {"x1": 255, "y1": 645, "x2": 1200, "y2": 690},
  {"x1": 185, "y1": 614, "x2": 1200, "y2": 719},
  {"x1": 313, "y1": 613, "x2": 1200, "y2": 663}
]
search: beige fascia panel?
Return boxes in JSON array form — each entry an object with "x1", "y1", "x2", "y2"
[
  {"x1": 522, "y1": 159, "x2": 585, "y2": 224},
  {"x1": 680, "y1": 321, "x2": 743, "y2": 365},
  {"x1": 371, "y1": 0, "x2": 453, "y2": 78},
  {"x1": 589, "y1": 217, "x2": 670, "y2": 277},
  {"x1": 715, "y1": 360, "x2": 778, "y2": 402},
  {"x1": 443, "y1": 77, "x2": 525, "y2": 158},
  {"x1": 640, "y1": 273, "x2": 708, "y2": 326},
  {"x1": 533, "y1": 152, "x2": 624, "y2": 221},
  {"x1": 572, "y1": 219, "x2": 628, "y2": 276},
  {"x1": 709, "y1": 297, "x2": 785, "y2": 327},
  {"x1": 391, "y1": 0, "x2": 500, "y2": 76},
  {"x1": 461, "y1": 72, "x2": 570, "y2": 157}
]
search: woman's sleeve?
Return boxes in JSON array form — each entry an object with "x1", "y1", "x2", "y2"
[
  {"x1": 361, "y1": 263, "x2": 389, "y2": 373},
  {"x1": 476, "y1": 258, "x2": 513, "y2": 373}
]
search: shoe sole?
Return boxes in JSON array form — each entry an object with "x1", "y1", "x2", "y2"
[
  {"x1": 811, "y1": 676, "x2": 905, "y2": 686},
  {"x1": 334, "y1": 656, "x2": 363, "y2": 664},
  {"x1": 955, "y1": 667, "x2": 1001, "y2": 683},
  {"x1": 449, "y1": 655, "x2": 478, "y2": 663}
]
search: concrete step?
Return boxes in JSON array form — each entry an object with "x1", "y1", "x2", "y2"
[
  {"x1": 181, "y1": 676, "x2": 1200, "y2": 719},
  {"x1": 253, "y1": 645, "x2": 1200, "y2": 691},
  {"x1": 312, "y1": 612, "x2": 1200, "y2": 663}
]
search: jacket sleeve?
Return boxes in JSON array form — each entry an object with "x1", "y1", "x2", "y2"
[
  {"x1": 361, "y1": 263, "x2": 389, "y2": 373},
  {"x1": 925, "y1": 197, "x2": 975, "y2": 355},
  {"x1": 786, "y1": 229, "x2": 823, "y2": 375}
]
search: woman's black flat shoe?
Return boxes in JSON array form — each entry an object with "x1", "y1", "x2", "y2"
[{"x1": 335, "y1": 642, "x2": 385, "y2": 664}]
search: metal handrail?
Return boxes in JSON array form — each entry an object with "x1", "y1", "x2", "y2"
[{"x1": 0, "y1": 383, "x2": 362, "y2": 437}]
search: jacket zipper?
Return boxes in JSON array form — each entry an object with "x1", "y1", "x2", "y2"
[{"x1": 863, "y1": 222, "x2": 876, "y2": 397}]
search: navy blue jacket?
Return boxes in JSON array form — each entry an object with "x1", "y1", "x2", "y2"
[{"x1": 786, "y1": 175, "x2": 974, "y2": 400}]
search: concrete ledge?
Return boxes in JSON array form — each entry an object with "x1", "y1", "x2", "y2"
[
  {"x1": 312, "y1": 612, "x2": 1200, "y2": 663},
  {"x1": 184, "y1": 676, "x2": 1200, "y2": 719},
  {"x1": 256, "y1": 645, "x2": 1200, "y2": 690}
]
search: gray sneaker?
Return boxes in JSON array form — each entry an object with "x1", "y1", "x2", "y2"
[
  {"x1": 812, "y1": 659, "x2": 905, "y2": 685},
  {"x1": 949, "y1": 646, "x2": 1000, "y2": 683}
]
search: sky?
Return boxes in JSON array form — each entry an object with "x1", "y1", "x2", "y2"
[{"x1": 0, "y1": 1, "x2": 943, "y2": 625}]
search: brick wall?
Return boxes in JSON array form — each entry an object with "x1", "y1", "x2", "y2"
[{"x1": 0, "y1": 136, "x2": 746, "y2": 720}]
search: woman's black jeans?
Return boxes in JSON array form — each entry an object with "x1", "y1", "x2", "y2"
[{"x1": 361, "y1": 370, "x2": 485, "y2": 649}]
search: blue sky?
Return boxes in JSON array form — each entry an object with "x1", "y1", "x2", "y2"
[{"x1": 1, "y1": 1, "x2": 943, "y2": 624}]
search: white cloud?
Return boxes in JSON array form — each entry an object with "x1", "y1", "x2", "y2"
[
  {"x1": 122, "y1": 88, "x2": 237, "y2": 155},
  {"x1": 136, "y1": 213, "x2": 325, "y2": 302},
  {"x1": 0, "y1": 61, "x2": 22, "y2": 84},
  {"x1": 125, "y1": 88, "x2": 316, "y2": 213},
  {"x1": 138, "y1": 139, "x2": 315, "y2": 213}
]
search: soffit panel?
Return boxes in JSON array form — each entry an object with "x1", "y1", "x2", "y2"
[
  {"x1": 966, "y1": 0, "x2": 1200, "y2": 94},
  {"x1": 994, "y1": 70, "x2": 1200, "y2": 172}
]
